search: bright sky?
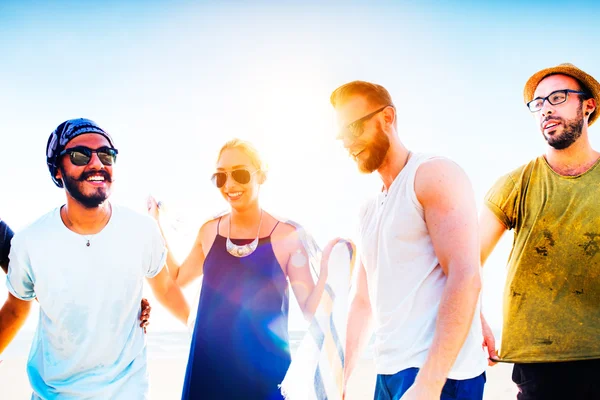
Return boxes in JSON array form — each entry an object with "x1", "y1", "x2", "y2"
[{"x1": 1, "y1": 0, "x2": 599, "y2": 332}]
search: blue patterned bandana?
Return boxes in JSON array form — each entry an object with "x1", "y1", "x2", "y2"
[{"x1": 46, "y1": 118, "x2": 115, "y2": 188}]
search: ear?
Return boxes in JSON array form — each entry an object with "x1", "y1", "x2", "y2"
[
  {"x1": 382, "y1": 106, "x2": 396, "y2": 128},
  {"x1": 55, "y1": 166, "x2": 63, "y2": 182},
  {"x1": 585, "y1": 98, "x2": 596, "y2": 119},
  {"x1": 257, "y1": 170, "x2": 267, "y2": 184},
  {"x1": 54, "y1": 160, "x2": 65, "y2": 185}
]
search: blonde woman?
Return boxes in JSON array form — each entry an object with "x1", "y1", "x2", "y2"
[{"x1": 148, "y1": 139, "x2": 333, "y2": 400}]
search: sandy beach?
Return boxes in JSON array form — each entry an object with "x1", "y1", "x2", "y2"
[{"x1": 0, "y1": 332, "x2": 517, "y2": 400}]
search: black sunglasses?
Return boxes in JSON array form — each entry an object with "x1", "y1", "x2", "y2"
[
  {"x1": 58, "y1": 146, "x2": 118, "y2": 166},
  {"x1": 337, "y1": 105, "x2": 393, "y2": 140},
  {"x1": 211, "y1": 169, "x2": 259, "y2": 188}
]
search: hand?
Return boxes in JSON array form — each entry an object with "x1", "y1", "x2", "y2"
[
  {"x1": 481, "y1": 313, "x2": 499, "y2": 365},
  {"x1": 320, "y1": 237, "x2": 342, "y2": 280},
  {"x1": 146, "y1": 196, "x2": 161, "y2": 221},
  {"x1": 400, "y1": 382, "x2": 440, "y2": 400},
  {"x1": 140, "y1": 298, "x2": 151, "y2": 334}
]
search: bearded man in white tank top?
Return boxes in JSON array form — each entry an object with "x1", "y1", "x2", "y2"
[{"x1": 331, "y1": 82, "x2": 487, "y2": 400}]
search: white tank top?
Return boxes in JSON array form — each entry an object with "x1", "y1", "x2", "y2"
[{"x1": 359, "y1": 153, "x2": 487, "y2": 378}]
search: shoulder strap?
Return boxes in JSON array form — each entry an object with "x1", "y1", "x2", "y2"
[{"x1": 269, "y1": 221, "x2": 280, "y2": 236}]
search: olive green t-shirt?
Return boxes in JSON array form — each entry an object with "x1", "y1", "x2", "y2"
[{"x1": 486, "y1": 156, "x2": 600, "y2": 363}]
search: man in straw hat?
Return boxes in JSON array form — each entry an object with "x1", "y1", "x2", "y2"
[
  {"x1": 331, "y1": 81, "x2": 487, "y2": 399},
  {"x1": 480, "y1": 63, "x2": 600, "y2": 399},
  {"x1": 0, "y1": 118, "x2": 189, "y2": 399}
]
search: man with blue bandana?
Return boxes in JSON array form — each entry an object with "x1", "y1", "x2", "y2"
[{"x1": 0, "y1": 118, "x2": 189, "y2": 399}]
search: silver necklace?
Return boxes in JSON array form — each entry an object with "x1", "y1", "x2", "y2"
[
  {"x1": 226, "y1": 211, "x2": 263, "y2": 258},
  {"x1": 82, "y1": 234, "x2": 94, "y2": 247},
  {"x1": 62, "y1": 206, "x2": 110, "y2": 247}
]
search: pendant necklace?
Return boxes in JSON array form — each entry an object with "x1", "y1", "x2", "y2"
[
  {"x1": 62, "y1": 206, "x2": 110, "y2": 248},
  {"x1": 83, "y1": 234, "x2": 93, "y2": 247},
  {"x1": 226, "y1": 210, "x2": 263, "y2": 258}
]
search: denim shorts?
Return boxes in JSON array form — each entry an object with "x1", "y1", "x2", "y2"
[{"x1": 374, "y1": 367, "x2": 486, "y2": 400}]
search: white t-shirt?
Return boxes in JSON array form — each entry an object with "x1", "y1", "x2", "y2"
[
  {"x1": 6, "y1": 205, "x2": 166, "y2": 399},
  {"x1": 359, "y1": 153, "x2": 487, "y2": 379}
]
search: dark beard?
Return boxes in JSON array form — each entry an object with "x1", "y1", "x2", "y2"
[
  {"x1": 358, "y1": 124, "x2": 390, "y2": 173},
  {"x1": 545, "y1": 108, "x2": 584, "y2": 150},
  {"x1": 60, "y1": 166, "x2": 111, "y2": 208}
]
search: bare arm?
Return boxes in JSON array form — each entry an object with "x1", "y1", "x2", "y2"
[
  {"x1": 165, "y1": 229, "x2": 206, "y2": 288},
  {"x1": 0, "y1": 294, "x2": 31, "y2": 354},
  {"x1": 146, "y1": 267, "x2": 190, "y2": 325},
  {"x1": 147, "y1": 197, "x2": 205, "y2": 288},
  {"x1": 479, "y1": 205, "x2": 508, "y2": 364},
  {"x1": 343, "y1": 260, "x2": 373, "y2": 392},
  {"x1": 286, "y1": 231, "x2": 339, "y2": 320},
  {"x1": 410, "y1": 159, "x2": 482, "y2": 395}
]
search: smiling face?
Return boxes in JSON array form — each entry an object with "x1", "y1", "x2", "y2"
[
  {"x1": 215, "y1": 147, "x2": 263, "y2": 210},
  {"x1": 335, "y1": 94, "x2": 392, "y2": 173},
  {"x1": 55, "y1": 133, "x2": 114, "y2": 208},
  {"x1": 533, "y1": 74, "x2": 596, "y2": 150}
]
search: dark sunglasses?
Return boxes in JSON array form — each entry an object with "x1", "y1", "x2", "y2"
[
  {"x1": 211, "y1": 169, "x2": 259, "y2": 188},
  {"x1": 336, "y1": 104, "x2": 393, "y2": 140},
  {"x1": 58, "y1": 146, "x2": 118, "y2": 166}
]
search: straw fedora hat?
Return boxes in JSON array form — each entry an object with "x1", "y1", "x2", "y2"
[{"x1": 523, "y1": 63, "x2": 600, "y2": 126}]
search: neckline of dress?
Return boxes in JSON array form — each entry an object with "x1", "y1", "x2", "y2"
[{"x1": 217, "y1": 233, "x2": 272, "y2": 241}]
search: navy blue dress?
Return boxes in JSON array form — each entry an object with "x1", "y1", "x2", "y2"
[{"x1": 181, "y1": 220, "x2": 290, "y2": 400}]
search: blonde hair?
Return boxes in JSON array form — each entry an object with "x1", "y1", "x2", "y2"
[{"x1": 217, "y1": 138, "x2": 268, "y2": 172}]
